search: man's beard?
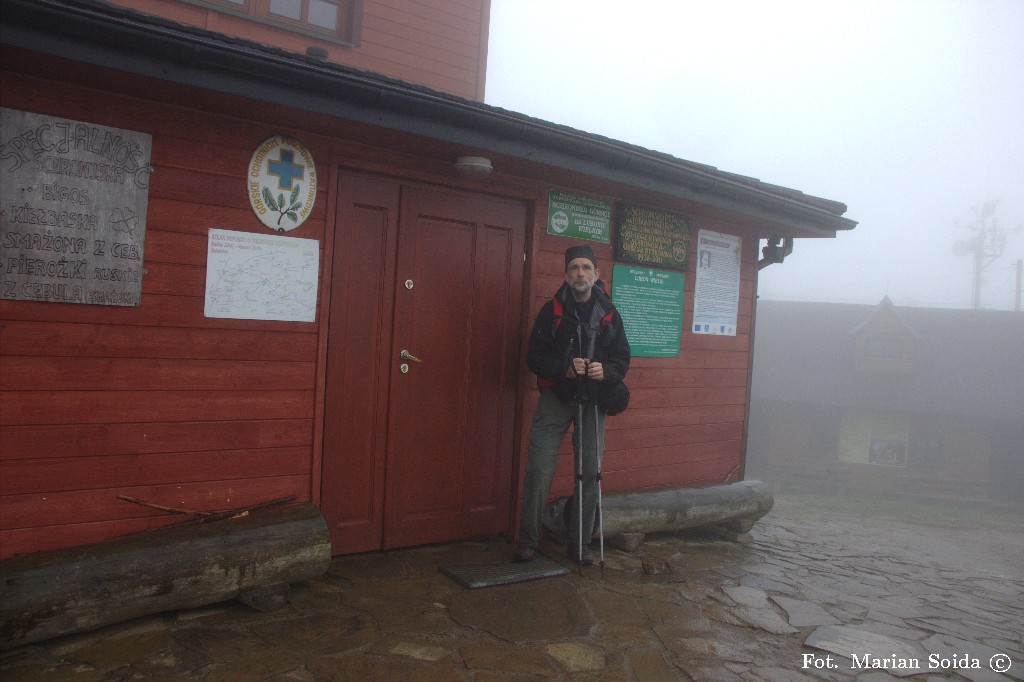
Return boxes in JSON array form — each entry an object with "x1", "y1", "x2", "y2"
[{"x1": 571, "y1": 279, "x2": 593, "y2": 298}]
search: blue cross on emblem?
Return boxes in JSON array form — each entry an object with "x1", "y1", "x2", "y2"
[{"x1": 267, "y1": 150, "x2": 305, "y2": 190}]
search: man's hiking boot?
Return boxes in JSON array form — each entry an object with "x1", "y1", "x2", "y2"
[
  {"x1": 514, "y1": 543, "x2": 536, "y2": 562},
  {"x1": 568, "y1": 545, "x2": 593, "y2": 566}
]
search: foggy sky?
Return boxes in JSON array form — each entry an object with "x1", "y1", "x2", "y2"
[{"x1": 485, "y1": 0, "x2": 1024, "y2": 311}]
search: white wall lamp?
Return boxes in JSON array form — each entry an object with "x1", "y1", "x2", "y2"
[{"x1": 454, "y1": 156, "x2": 493, "y2": 180}]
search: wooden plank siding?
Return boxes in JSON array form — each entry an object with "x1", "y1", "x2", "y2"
[
  {"x1": 2, "y1": 38, "x2": 769, "y2": 557},
  {"x1": 106, "y1": 0, "x2": 491, "y2": 100},
  {"x1": 0, "y1": 73, "x2": 326, "y2": 558}
]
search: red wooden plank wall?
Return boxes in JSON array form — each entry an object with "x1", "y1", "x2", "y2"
[
  {"x1": 1, "y1": 52, "x2": 763, "y2": 559},
  {"x1": 107, "y1": 0, "x2": 491, "y2": 101},
  {"x1": 364, "y1": 0, "x2": 491, "y2": 99},
  {"x1": 524, "y1": 217, "x2": 758, "y2": 501},
  {"x1": 0, "y1": 74, "x2": 326, "y2": 559}
]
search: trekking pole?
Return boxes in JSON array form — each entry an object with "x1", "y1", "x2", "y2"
[
  {"x1": 595, "y1": 401, "x2": 605, "y2": 578},
  {"x1": 580, "y1": 328, "x2": 598, "y2": 575},
  {"x1": 576, "y1": 400, "x2": 584, "y2": 577}
]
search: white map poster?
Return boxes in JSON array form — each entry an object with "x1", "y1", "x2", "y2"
[
  {"x1": 204, "y1": 228, "x2": 319, "y2": 322},
  {"x1": 692, "y1": 229, "x2": 741, "y2": 336}
]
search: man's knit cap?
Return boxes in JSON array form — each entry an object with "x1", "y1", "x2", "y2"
[{"x1": 564, "y1": 245, "x2": 597, "y2": 268}]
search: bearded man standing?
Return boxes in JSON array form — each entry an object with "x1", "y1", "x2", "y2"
[{"x1": 515, "y1": 245, "x2": 630, "y2": 565}]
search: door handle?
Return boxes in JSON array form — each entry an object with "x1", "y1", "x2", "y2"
[{"x1": 400, "y1": 350, "x2": 423, "y2": 363}]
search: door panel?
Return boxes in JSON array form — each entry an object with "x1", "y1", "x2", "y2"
[
  {"x1": 462, "y1": 225, "x2": 517, "y2": 514},
  {"x1": 322, "y1": 175, "x2": 525, "y2": 554},
  {"x1": 321, "y1": 173, "x2": 398, "y2": 555},
  {"x1": 387, "y1": 210, "x2": 475, "y2": 529},
  {"x1": 384, "y1": 186, "x2": 525, "y2": 548}
]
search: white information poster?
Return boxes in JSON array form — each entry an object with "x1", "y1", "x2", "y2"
[
  {"x1": 204, "y1": 228, "x2": 319, "y2": 322},
  {"x1": 692, "y1": 230, "x2": 741, "y2": 335}
]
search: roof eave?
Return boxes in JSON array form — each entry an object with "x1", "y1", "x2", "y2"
[{"x1": 1, "y1": 0, "x2": 857, "y2": 237}]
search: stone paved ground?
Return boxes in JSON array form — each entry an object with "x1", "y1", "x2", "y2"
[{"x1": 2, "y1": 494, "x2": 1022, "y2": 680}]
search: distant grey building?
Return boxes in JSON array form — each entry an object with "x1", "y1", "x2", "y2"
[{"x1": 746, "y1": 297, "x2": 1024, "y2": 504}]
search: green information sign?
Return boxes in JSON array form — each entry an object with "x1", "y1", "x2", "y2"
[
  {"x1": 614, "y1": 204, "x2": 690, "y2": 270},
  {"x1": 546, "y1": 190, "x2": 612, "y2": 243},
  {"x1": 611, "y1": 264, "x2": 684, "y2": 357}
]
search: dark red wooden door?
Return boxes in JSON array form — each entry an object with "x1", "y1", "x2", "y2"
[{"x1": 322, "y1": 173, "x2": 525, "y2": 554}]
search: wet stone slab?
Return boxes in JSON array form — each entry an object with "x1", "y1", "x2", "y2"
[
  {"x1": 804, "y1": 625, "x2": 930, "y2": 677},
  {"x1": 544, "y1": 641, "x2": 606, "y2": 672},
  {"x1": 732, "y1": 606, "x2": 800, "y2": 635},
  {"x1": 771, "y1": 596, "x2": 840, "y2": 627},
  {"x1": 585, "y1": 588, "x2": 649, "y2": 628},
  {"x1": 370, "y1": 636, "x2": 451, "y2": 662},
  {"x1": 459, "y1": 642, "x2": 557, "y2": 677},
  {"x1": 722, "y1": 585, "x2": 772, "y2": 608},
  {"x1": 921, "y1": 633, "x2": 1024, "y2": 682},
  {"x1": 63, "y1": 628, "x2": 171, "y2": 669},
  {"x1": 740, "y1": 574, "x2": 801, "y2": 595},
  {"x1": 2, "y1": 496, "x2": 1020, "y2": 681},
  {"x1": 626, "y1": 647, "x2": 679, "y2": 681},
  {"x1": 447, "y1": 579, "x2": 593, "y2": 643},
  {"x1": 172, "y1": 627, "x2": 260, "y2": 662},
  {"x1": 249, "y1": 612, "x2": 379, "y2": 655},
  {"x1": 201, "y1": 648, "x2": 304, "y2": 682},
  {"x1": 855, "y1": 619, "x2": 930, "y2": 642}
]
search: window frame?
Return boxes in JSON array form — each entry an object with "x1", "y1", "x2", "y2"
[
  {"x1": 182, "y1": 0, "x2": 363, "y2": 47},
  {"x1": 862, "y1": 334, "x2": 905, "y2": 361}
]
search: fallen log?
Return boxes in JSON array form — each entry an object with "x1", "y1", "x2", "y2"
[
  {"x1": 542, "y1": 480, "x2": 774, "y2": 551},
  {"x1": 0, "y1": 502, "x2": 330, "y2": 650}
]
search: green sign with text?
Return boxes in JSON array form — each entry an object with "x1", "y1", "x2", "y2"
[
  {"x1": 611, "y1": 264, "x2": 684, "y2": 357},
  {"x1": 546, "y1": 190, "x2": 612, "y2": 243}
]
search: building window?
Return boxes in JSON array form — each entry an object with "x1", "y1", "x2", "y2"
[
  {"x1": 863, "y1": 334, "x2": 904, "y2": 360},
  {"x1": 910, "y1": 432, "x2": 945, "y2": 467},
  {"x1": 193, "y1": 0, "x2": 362, "y2": 45},
  {"x1": 808, "y1": 414, "x2": 839, "y2": 459}
]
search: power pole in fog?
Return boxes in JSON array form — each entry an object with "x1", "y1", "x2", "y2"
[{"x1": 953, "y1": 200, "x2": 1008, "y2": 310}]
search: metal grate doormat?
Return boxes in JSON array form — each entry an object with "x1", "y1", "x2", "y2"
[{"x1": 439, "y1": 557, "x2": 569, "y2": 589}]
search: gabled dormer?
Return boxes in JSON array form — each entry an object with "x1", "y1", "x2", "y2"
[{"x1": 849, "y1": 296, "x2": 918, "y2": 373}]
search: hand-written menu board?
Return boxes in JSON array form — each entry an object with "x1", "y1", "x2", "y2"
[
  {"x1": 611, "y1": 264, "x2": 685, "y2": 357},
  {"x1": 614, "y1": 204, "x2": 690, "y2": 270},
  {"x1": 0, "y1": 108, "x2": 153, "y2": 306},
  {"x1": 546, "y1": 190, "x2": 612, "y2": 243}
]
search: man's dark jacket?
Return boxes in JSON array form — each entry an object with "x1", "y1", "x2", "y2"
[{"x1": 526, "y1": 280, "x2": 630, "y2": 405}]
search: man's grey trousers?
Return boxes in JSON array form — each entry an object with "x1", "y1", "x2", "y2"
[{"x1": 518, "y1": 387, "x2": 605, "y2": 550}]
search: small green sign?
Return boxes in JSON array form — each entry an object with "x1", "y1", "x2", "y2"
[
  {"x1": 547, "y1": 190, "x2": 612, "y2": 243},
  {"x1": 611, "y1": 264, "x2": 684, "y2": 357}
]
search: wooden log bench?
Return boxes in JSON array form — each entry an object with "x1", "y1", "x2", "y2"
[
  {"x1": 0, "y1": 502, "x2": 331, "y2": 650},
  {"x1": 542, "y1": 480, "x2": 774, "y2": 551}
]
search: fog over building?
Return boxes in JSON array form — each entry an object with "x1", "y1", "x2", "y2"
[{"x1": 746, "y1": 297, "x2": 1024, "y2": 505}]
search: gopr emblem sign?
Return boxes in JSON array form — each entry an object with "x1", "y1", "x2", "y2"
[{"x1": 248, "y1": 136, "x2": 316, "y2": 232}]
